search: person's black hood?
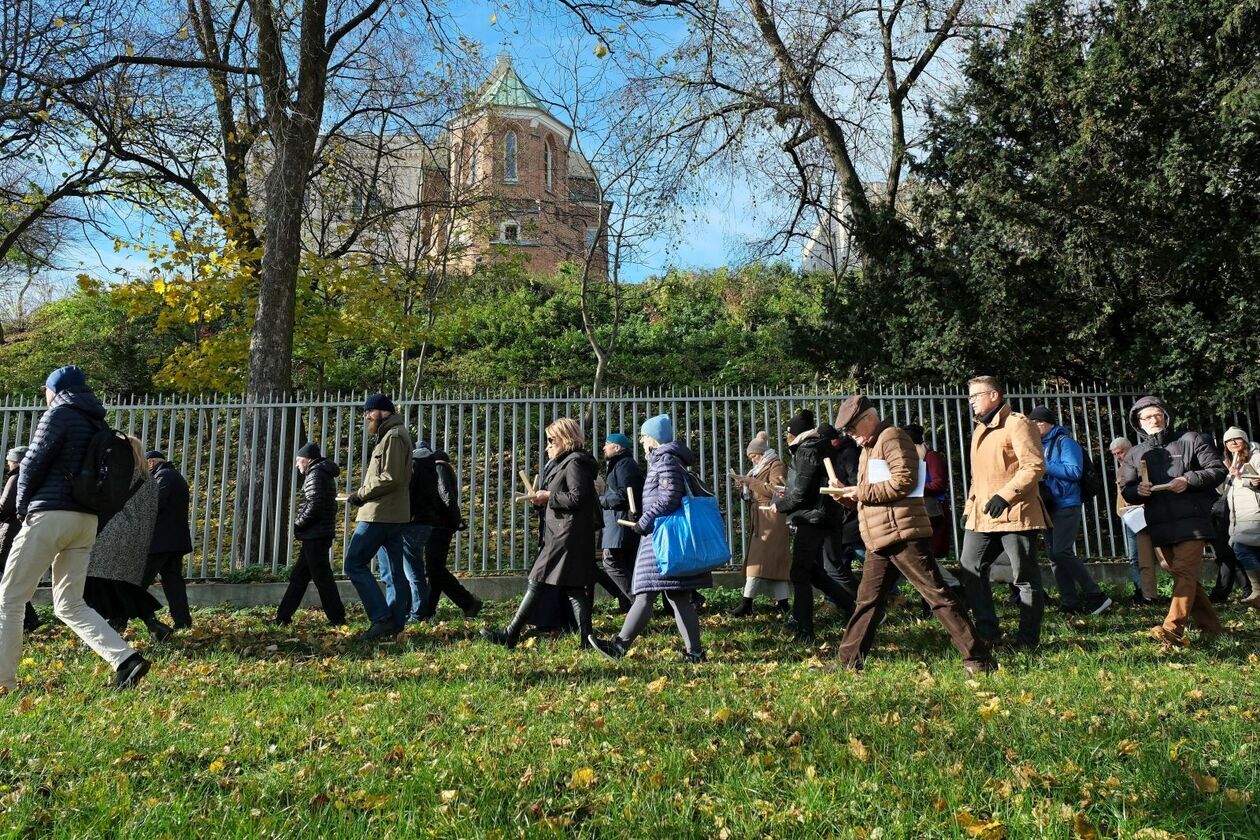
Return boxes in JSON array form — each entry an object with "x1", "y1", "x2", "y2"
[
  {"x1": 312, "y1": 458, "x2": 340, "y2": 479},
  {"x1": 1130, "y1": 395, "x2": 1175, "y2": 445}
]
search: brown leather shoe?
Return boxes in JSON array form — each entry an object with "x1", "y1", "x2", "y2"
[
  {"x1": 1148, "y1": 625, "x2": 1189, "y2": 647},
  {"x1": 964, "y1": 659, "x2": 998, "y2": 676}
]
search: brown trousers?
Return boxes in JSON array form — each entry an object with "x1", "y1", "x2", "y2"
[
  {"x1": 1136, "y1": 531, "x2": 1158, "y2": 598},
  {"x1": 1156, "y1": 540, "x2": 1222, "y2": 638},
  {"x1": 837, "y1": 538, "x2": 991, "y2": 669}
]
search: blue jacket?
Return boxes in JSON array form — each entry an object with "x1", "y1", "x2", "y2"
[
  {"x1": 17, "y1": 388, "x2": 108, "y2": 518},
  {"x1": 599, "y1": 450, "x2": 644, "y2": 549},
  {"x1": 631, "y1": 441, "x2": 712, "y2": 594},
  {"x1": 1040, "y1": 425, "x2": 1083, "y2": 509}
]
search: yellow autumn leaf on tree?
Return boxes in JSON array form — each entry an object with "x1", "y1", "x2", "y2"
[{"x1": 569, "y1": 767, "x2": 596, "y2": 789}]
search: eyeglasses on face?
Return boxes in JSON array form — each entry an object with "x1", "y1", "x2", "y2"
[{"x1": 967, "y1": 390, "x2": 995, "y2": 402}]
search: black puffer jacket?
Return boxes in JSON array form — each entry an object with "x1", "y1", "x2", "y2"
[
  {"x1": 18, "y1": 388, "x2": 108, "y2": 518},
  {"x1": 413, "y1": 450, "x2": 463, "y2": 531},
  {"x1": 150, "y1": 460, "x2": 193, "y2": 554},
  {"x1": 1120, "y1": 396, "x2": 1225, "y2": 547},
  {"x1": 828, "y1": 436, "x2": 862, "y2": 543},
  {"x1": 294, "y1": 459, "x2": 340, "y2": 541},
  {"x1": 776, "y1": 434, "x2": 830, "y2": 528}
]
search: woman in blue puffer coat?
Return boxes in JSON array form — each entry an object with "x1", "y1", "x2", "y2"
[{"x1": 588, "y1": 415, "x2": 710, "y2": 662}]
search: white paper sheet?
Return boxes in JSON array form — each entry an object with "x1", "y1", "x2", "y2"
[
  {"x1": 1121, "y1": 506, "x2": 1147, "y2": 533},
  {"x1": 867, "y1": 459, "x2": 927, "y2": 497}
]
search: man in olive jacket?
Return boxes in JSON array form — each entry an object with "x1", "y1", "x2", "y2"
[
  {"x1": 833, "y1": 396, "x2": 994, "y2": 675},
  {"x1": 343, "y1": 393, "x2": 413, "y2": 640},
  {"x1": 957, "y1": 376, "x2": 1049, "y2": 651},
  {"x1": 1120, "y1": 395, "x2": 1225, "y2": 645}
]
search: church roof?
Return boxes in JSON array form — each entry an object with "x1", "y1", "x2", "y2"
[{"x1": 475, "y1": 54, "x2": 552, "y2": 114}]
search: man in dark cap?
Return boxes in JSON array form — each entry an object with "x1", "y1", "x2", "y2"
[
  {"x1": 0, "y1": 366, "x2": 150, "y2": 692},
  {"x1": 596, "y1": 432, "x2": 642, "y2": 611},
  {"x1": 276, "y1": 442, "x2": 346, "y2": 625},
  {"x1": 144, "y1": 450, "x2": 193, "y2": 629},
  {"x1": 772, "y1": 408, "x2": 855, "y2": 644},
  {"x1": 343, "y1": 393, "x2": 413, "y2": 640},
  {"x1": 833, "y1": 395, "x2": 996, "y2": 675}
]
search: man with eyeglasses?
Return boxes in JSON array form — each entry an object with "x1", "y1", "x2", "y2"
[
  {"x1": 342, "y1": 393, "x2": 414, "y2": 641},
  {"x1": 1119, "y1": 396, "x2": 1225, "y2": 646},
  {"x1": 956, "y1": 376, "x2": 1049, "y2": 652}
]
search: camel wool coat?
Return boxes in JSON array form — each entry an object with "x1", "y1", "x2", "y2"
[
  {"x1": 963, "y1": 402, "x2": 1049, "y2": 532},
  {"x1": 742, "y1": 457, "x2": 790, "y2": 580}
]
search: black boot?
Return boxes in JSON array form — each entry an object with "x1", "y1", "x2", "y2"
[
  {"x1": 566, "y1": 588, "x2": 593, "y2": 649},
  {"x1": 143, "y1": 615, "x2": 174, "y2": 641},
  {"x1": 589, "y1": 635, "x2": 629, "y2": 660},
  {"x1": 22, "y1": 603, "x2": 42, "y2": 632},
  {"x1": 729, "y1": 597, "x2": 754, "y2": 617},
  {"x1": 482, "y1": 581, "x2": 541, "y2": 650},
  {"x1": 681, "y1": 649, "x2": 708, "y2": 663},
  {"x1": 776, "y1": 599, "x2": 791, "y2": 616},
  {"x1": 791, "y1": 582, "x2": 815, "y2": 641}
]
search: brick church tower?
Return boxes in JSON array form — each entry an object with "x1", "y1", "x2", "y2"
[{"x1": 443, "y1": 55, "x2": 609, "y2": 276}]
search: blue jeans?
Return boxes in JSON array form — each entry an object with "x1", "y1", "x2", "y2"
[
  {"x1": 380, "y1": 524, "x2": 432, "y2": 622},
  {"x1": 1124, "y1": 524, "x2": 1141, "y2": 587},
  {"x1": 1232, "y1": 541, "x2": 1260, "y2": 571},
  {"x1": 344, "y1": 521, "x2": 407, "y2": 626}
]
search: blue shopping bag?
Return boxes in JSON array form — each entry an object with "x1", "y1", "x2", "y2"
[{"x1": 652, "y1": 483, "x2": 731, "y2": 577}]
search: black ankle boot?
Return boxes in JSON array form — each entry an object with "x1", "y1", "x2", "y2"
[
  {"x1": 590, "y1": 635, "x2": 629, "y2": 661},
  {"x1": 776, "y1": 599, "x2": 791, "y2": 615},
  {"x1": 729, "y1": 597, "x2": 754, "y2": 617},
  {"x1": 480, "y1": 627, "x2": 519, "y2": 649},
  {"x1": 681, "y1": 649, "x2": 707, "y2": 663}
]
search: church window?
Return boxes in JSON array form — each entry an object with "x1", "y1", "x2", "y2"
[{"x1": 504, "y1": 130, "x2": 518, "y2": 182}]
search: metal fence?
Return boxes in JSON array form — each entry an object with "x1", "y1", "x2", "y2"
[{"x1": 2, "y1": 386, "x2": 1257, "y2": 580}]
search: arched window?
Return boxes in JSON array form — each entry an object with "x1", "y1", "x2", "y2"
[
  {"x1": 544, "y1": 141, "x2": 553, "y2": 191},
  {"x1": 466, "y1": 142, "x2": 478, "y2": 185},
  {"x1": 503, "y1": 130, "x2": 518, "y2": 182}
]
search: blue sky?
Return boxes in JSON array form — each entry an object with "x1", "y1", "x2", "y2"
[{"x1": 57, "y1": 2, "x2": 782, "y2": 290}]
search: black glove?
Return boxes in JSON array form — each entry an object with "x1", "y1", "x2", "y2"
[
  {"x1": 982, "y1": 495, "x2": 1010, "y2": 518},
  {"x1": 347, "y1": 493, "x2": 363, "y2": 507},
  {"x1": 456, "y1": 520, "x2": 469, "y2": 532}
]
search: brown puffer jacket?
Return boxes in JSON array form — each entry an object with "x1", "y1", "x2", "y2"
[
  {"x1": 963, "y1": 402, "x2": 1048, "y2": 532},
  {"x1": 855, "y1": 423, "x2": 933, "y2": 552}
]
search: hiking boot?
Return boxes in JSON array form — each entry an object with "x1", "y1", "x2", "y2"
[
  {"x1": 113, "y1": 653, "x2": 151, "y2": 690},
  {"x1": 1148, "y1": 625, "x2": 1189, "y2": 647},
  {"x1": 588, "y1": 635, "x2": 628, "y2": 661}
]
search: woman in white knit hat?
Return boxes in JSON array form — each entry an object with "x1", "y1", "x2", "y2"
[
  {"x1": 1220, "y1": 426, "x2": 1260, "y2": 607},
  {"x1": 729, "y1": 432, "x2": 791, "y2": 617}
]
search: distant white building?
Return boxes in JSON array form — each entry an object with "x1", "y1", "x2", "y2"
[{"x1": 800, "y1": 181, "x2": 915, "y2": 273}]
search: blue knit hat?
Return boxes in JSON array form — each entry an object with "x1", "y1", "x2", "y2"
[
  {"x1": 605, "y1": 433, "x2": 631, "y2": 449},
  {"x1": 362, "y1": 393, "x2": 396, "y2": 413},
  {"x1": 640, "y1": 414, "x2": 674, "y2": 444},
  {"x1": 45, "y1": 365, "x2": 87, "y2": 393}
]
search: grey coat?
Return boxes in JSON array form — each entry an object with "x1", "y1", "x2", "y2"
[
  {"x1": 88, "y1": 478, "x2": 158, "y2": 587},
  {"x1": 631, "y1": 442, "x2": 713, "y2": 595}
]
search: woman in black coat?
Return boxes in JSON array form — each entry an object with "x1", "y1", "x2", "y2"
[
  {"x1": 482, "y1": 417, "x2": 598, "y2": 650},
  {"x1": 0, "y1": 448, "x2": 40, "y2": 631}
]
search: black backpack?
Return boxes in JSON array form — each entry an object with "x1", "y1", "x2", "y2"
[
  {"x1": 1078, "y1": 452, "x2": 1104, "y2": 503},
  {"x1": 71, "y1": 426, "x2": 136, "y2": 516}
]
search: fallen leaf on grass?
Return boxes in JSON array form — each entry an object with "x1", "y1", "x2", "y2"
[
  {"x1": 711, "y1": 707, "x2": 734, "y2": 724},
  {"x1": 1224, "y1": 788, "x2": 1253, "y2": 808},
  {"x1": 955, "y1": 809, "x2": 1006, "y2": 839},
  {"x1": 646, "y1": 676, "x2": 668, "y2": 693},
  {"x1": 1116, "y1": 739, "x2": 1138, "y2": 757},
  {"x1": 1188, "y1": 771, "x2": 1218, "y2": 794},
  {"x1": 439, "y1": 789, "x2": 459, "y2": 803},
  {"x1": 568, "y1": 767, "x2": 597, "y2": 789},
  {"x1": 847, "y1": 736, "x2": 869, "y2": 763},
  {"x1": 1072, "y1": 812, "x2": 1100, "y2": 839}
]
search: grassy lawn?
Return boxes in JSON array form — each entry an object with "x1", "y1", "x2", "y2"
[{"x1": 2, "y1": 587, "x2": 1258, "y2": 838}]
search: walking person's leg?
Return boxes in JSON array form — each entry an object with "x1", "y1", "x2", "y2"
[
  {"x1": 423, "y1": 528, "x2": 480, "y2": 617},
  {"x1": 835, "y1": 548, "x2": 900, "y2": 669},
  {"x1": 49, "y1": 513, "x2": 138, "y2": 671},
  {"x1": 663, "y1": 590, "x2": 704, "y2": 660},
  {"x1": 1046, "y1": 506, "x2": 1107, "y2": 613},
  {"x1": 157, "y1": 552, "x2": 192, "y2": 628},
  {"x1": 0, "y1": 519, "x2": 58, "y2": 692},
  {"x1": 892, "y1": 539, "x2": 993, "y2": 672},
  {"x1": 343, "y1": 522, "x2": 392, "y2": 627},
  {"x1": 600, "y1": 548, "x2": 635, "y2": 609},
  {"x1": 377, "y1": 525, "x2": 409, "y2": 628},
  {"x1": 276, "y1": 543, "x2": 315, "y2": 624},
  {"x1": 563, "y1": 586, "x2": 593, "y2": 648},
  {"x1": 304, "y1": 538, "x2": 346, "y2": 625},
  {"x1": 1232, "y1": 542, "x2": 1260, "y2": 605},
  {"x1": 958, "y1": 530, "x2": 1003, "y2": 644},
  {"x1": 400, "y1": 525, "x2": 431, "y2": 622},
  {"x1": 1001, "y1": 531, "x2": 1045, "y2": 648},
  {"x1": 789, "y1": 525, "x2": 825, "y2": 641}
]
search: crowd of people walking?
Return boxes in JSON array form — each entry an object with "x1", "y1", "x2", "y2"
[{"x1": 0, "y1": 365, "x2": 1255, "y2": 694}]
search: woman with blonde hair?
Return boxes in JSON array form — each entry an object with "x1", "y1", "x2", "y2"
[
  {"x1": 482, "y1": 417, "x2": 599, "y2": 649},
  {"x1": 82, "y1": 436, "x2": 169, "y2": 639}
]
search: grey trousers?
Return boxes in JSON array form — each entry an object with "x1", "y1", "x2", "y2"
[
  {"x1": 1043, "y1": 504, "x2": 1101, "y2": 608},
  {"x1": 958, "y1": 529, "x2": 1044, "y2": 646}
]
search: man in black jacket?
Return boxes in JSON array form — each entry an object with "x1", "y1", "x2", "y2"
[
  {"x1": 772, "y1": 409, "x2": 856, "y2": 644},
  {"x1": 276, "y1": 443, "x2": 346, "y2": 625},
  {"x1": 144, "y1": 450, "x2": 193, "y2": 629},
  {"x1": 0, "y1": 365, "x2": 149, "y2": 693},
  {"x1": 819, "y1": 425, "x2": 864, "y2": 605},
  {"x1": 1120, "y1": 396, "x2": 1225, "y2": 645},
  {"x1": 394, "y1": 443, "x2": 436, "y2": 623},
  {"x1": 596, "y1": 433, "x2": 642, "y2": 611},
  {"x1": 413, "y1": 442, "x2": 481, "y2": 619}
]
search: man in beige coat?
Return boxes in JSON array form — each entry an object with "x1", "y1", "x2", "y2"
[
  {"x1": 342, "y1": 393, "x2": 414, "y2": 640},
  {"x1": 833, "y1": 396, "x2": 995, "y2": 674},
  {"x1": 957, "y1": 376, "x2": 1049, "y2": 651}
]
